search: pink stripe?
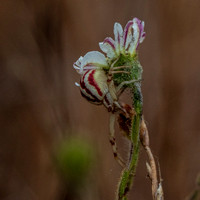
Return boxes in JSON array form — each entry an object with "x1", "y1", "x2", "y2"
[
  {"x1": 123, "y1": 20, "x2": 133, "y2": 46},
  {"x1": 104, "y1": 37, "x2": 115, "y2": 50},
  {"x1": 118, "y1": 34, "x2": 120, "y2": 44}
]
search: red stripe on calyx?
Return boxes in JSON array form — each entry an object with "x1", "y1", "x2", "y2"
[{"x1": 88, "y1": 70, "x2": 103, "y2": 96}]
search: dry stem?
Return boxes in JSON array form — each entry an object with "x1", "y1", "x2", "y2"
[{"x1": 140, "y1": 117, "x2": 164, "y2": 200}]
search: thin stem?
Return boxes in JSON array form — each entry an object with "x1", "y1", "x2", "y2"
[
  {"x1": 146, "y1": 146, "x2": 158, "y2": 197},
  {"x1": 117, "y1": 85, "x2": 142, "y2": 200},
  {"x1": 140, "y1": 118, "x2": 164, "y2": 200}
]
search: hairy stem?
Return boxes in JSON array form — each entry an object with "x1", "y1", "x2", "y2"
[{"x1": 117, "y1": 84, "x2": 142, "y2": 200}]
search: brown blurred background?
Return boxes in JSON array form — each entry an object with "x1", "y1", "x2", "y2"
[{"x1": 0, "y1": 0, "x2": 200, "y2": 199}]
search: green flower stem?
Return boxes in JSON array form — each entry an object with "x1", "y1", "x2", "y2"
[{"x1": 117, "y1": 84, "x2": 143, "y2": 200}]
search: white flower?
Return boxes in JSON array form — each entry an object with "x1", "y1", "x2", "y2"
[
  {"x1": 99, "y1": 18, "x2": 146, "y2": 60},
  {"x1": 73, "y1": 51, "x2": 108, "y2": 74}
]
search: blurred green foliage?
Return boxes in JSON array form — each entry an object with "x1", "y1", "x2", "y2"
[{"x1": 55, "y1": 137, "x2": 94, "y2": 187}]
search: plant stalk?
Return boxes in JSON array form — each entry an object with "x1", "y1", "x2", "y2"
[{"x1": 117, "y1": 84, "x2": 143, "y2": 200}]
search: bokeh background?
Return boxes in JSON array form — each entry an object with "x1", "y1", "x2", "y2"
[{"x1": 1, "y1": 0, "x2": 200, "y2": 199}]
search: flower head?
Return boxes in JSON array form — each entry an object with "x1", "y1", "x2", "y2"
[{"x1": 99, "y1": 18, "x2": 145, "y2": 60}]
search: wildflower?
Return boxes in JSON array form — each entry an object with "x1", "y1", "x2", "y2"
[
  {"x1": 99, "y1": 18, "x2": 145, "y2": 60},
  {"x1": 72, "y1": 17, "x2": 163, "y2": 200}
]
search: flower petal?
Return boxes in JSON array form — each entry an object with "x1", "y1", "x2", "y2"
[
  {"x1": 139, "y1": 21, "x2": 146, "y2": 43},
  {"x1": 101, "y1": 37, "x2": 115, "y2": 50},
  {"x1": 99, "y1": 37, "x2": 116, "y2": 59},
  {"x1": 123, "y1": 20, "x2": 133, "y2": 50},
  {"x1": 127, "y1": 18, "x2": 146, "y2": 55},
  {"x1": 114, "y1": 22, "x2": 124, "y2": 54},
  {"x1": 128, "y1": 21, "x2": 140, "y2": 55},
  {"x1": 133, "y1": 18, "x2": 146, "y2": 46}
]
